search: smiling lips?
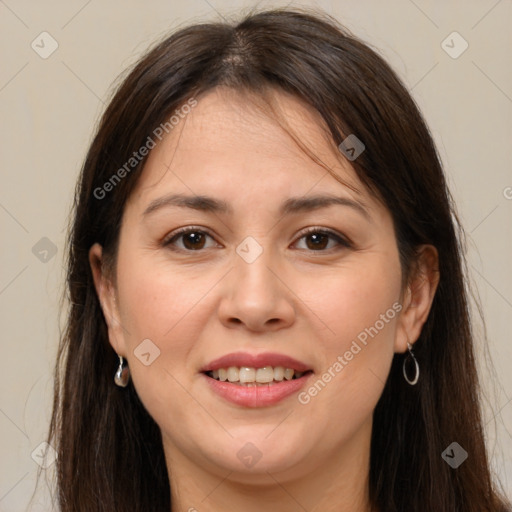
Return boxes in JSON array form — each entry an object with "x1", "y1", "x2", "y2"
[{"x1": 201, "y1": 352, "x2": 313, "y2": 407}]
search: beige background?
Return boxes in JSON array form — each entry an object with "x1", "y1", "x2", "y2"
[{"x1": 0, "y1": 0, "x2": 511, "y2": 509}]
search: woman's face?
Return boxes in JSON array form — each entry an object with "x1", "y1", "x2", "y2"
[{"x1": 93, "y1": 87, "x2": 411, "y2": 485}]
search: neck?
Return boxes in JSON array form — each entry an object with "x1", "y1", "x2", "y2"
[{"x1": 164, "y1": 417, "x2": 375, "y2": 512}]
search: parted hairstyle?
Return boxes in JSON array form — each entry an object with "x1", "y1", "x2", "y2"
[{"x1": 45, "y1": 7, "x2": 510, "y2": 512}]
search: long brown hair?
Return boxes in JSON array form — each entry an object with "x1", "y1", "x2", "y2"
[{"x1": 46, "y1": 7, "x2": 510, "y2": 511}]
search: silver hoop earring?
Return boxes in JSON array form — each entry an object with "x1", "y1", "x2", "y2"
[
  {"x1": 114, "y1": 355, "x2": 130, "y2": 387},
  {"x1": 403, "y1": 342, "x2": 419, "y2": 385}
]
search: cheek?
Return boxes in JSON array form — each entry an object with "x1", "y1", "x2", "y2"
[
  {"x1": 314, "y1": 252, "x2": 402, "y2": 346},
  {"x1": 113, "y1": 257, "x2": 216, "y2": 431},
  {"x1": 116, "y1": 252, "x2": 214, "y2": 340},
  {"x1": 298, "y1": 252, "x2": 401, "y2": 414},
  {"x1": 113, "y1": 250, "x2": 212, "y2": 381}
]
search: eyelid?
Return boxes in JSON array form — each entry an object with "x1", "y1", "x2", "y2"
[
  {"x1": 295, "y1": 226, "x2": 351, "y2": 247},
  {"x1": 162, "y1": 225, "x2": 352, "y2": 251},
  {"x1": 162, "y1": 225, "x2": 218, "y2": 247}
]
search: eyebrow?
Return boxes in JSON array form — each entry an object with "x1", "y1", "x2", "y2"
[{"x1": 142, "y1": 193, "x2": 371, "y2": 221}]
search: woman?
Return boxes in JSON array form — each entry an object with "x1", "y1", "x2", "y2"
[{"x1": 46, "y1": 8, "x2": 510, "y2": 511}]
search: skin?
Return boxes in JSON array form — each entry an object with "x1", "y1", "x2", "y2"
[{"x1": 90, "y1": 86, "x2": 439, "y2": 512}]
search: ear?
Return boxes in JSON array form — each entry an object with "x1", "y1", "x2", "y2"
[
  {"x1": 394, "y1": 244, "x2": 440, "y2": 353},
  {"x1": 89, "y1": 243, "x2": 126, "y2": 356}
]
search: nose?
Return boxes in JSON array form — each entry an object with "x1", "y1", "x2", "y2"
[{"x1": 217, "y1": 247, "x2": 296, "y2": 333}]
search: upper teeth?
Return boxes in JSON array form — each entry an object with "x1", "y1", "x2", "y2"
[{"x1": 209, "y1": 366, "x2": 304, "y2": 383}]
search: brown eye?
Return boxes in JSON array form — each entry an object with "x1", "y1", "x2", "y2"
[
  {"x1": 164, "y1": 227, "x2": 350, "y2": 253},
  {"x1": 294, "y1": 228, "x2": 350, "y2": 252},
  {"x1": 164, "y1": 228, "x2": 216, "y2": 251},
  {"x1": 304, "y1": 232, "x2": 329, "y2": 250},
  {"x1": 180, "y1": 231, "x2": 206, "y2": 250}
]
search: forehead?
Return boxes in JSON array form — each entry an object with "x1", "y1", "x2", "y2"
[
  {"x1": 127, "y1": 87, "x2": 371, "y2": 213},
  {"x1": 176, "y1": 88, "x2": 333, "y2": 157}
]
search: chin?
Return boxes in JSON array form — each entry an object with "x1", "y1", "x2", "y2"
[{"x1": 196, "y1": 428, "x2": 313, "y2": 478}]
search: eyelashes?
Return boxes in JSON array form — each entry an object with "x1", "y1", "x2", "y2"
[
  {"x1": 162, "y1": 226, "x2": 352, "y2": 253},
  {"x1": 163, "y1": 228, "x2": 217, "y2": 251},
  {"x1": 294, "y1": 226, "x2": 351, "y2": 251}
]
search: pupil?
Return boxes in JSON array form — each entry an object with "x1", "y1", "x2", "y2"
[
  {"x1": 184, "y1": 232, "x2": 204, "y2": 250},
  {"x1": 307, "y1": 233, "x2": 328, "y2": 250}
]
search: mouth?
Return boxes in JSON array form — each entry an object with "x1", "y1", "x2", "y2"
[
  {"x1": 200, "y1": 352, "x2": 314, "y2": 407},
  {"x1": 203, "y1": 366, "x2": 313, "y2": 386}
]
